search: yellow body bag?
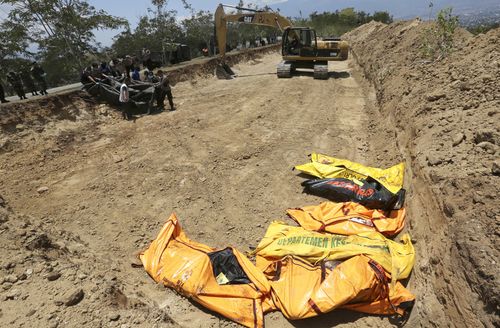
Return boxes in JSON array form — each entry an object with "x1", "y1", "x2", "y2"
[
  {"x1": 263, "y1": 255, "x2": 415, "y2": 319},
  {"x1": 254, "y1": 221, "x2": 415, "y2": 281},
  {"x1": 140, "y1": 214, "x2": 271, "y2": 328},
  {"x1": 294, "y1": 153, "x2": 405, "y2": 194},
  {"x1": 287, "y1": 201, "x2": 406, "y2": 237}
]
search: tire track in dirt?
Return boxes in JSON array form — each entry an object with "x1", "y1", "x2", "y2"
[{"x1": 1, "y1": 52, "x2": 406, "y2": 327}]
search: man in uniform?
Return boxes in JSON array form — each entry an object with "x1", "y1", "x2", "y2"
[
  {"x1": 31, "y1": 62, "x2": 48, "y2": 95},
  {"x1": 7, "y1": 71, "x2": 27, "y2": 100},
  {"x1": 155, "y1": 70, "x2": 175, "y2": 111},
  {"x1": 21, "y1": 68, "x2": 38, "y2": 96},
  {"x1": 0, "y1": 81, "x2": 9, "y2": 103}
]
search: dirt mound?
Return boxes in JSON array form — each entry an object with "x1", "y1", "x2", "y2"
[
  {"x1": 166, "y1": 45, "x2": 279, "y2": 84},
  {"x1": 0, "y1": 195, "x2": 177, "y2": 327},
  {"x1": 0, "y1": 92, "x2": 118, "y2": 158},
  {"x1": 345, "y1": 20, "x2": 499, "y2": 327},
  {"x1": 0, "y1": 45, "x2": 279, "y2": 154}
]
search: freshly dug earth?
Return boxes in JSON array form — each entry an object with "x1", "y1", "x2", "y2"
[
  {"x1": 0, "y1": 52, "x2": 402, "y2": 328},
  {"x1": 345, "y1": 20, "x2": 499, "y2": 327},
  {"x1": 0, "y1": 22, "x2": 497, "y2": 328}
]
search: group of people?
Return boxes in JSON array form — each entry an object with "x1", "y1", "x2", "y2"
[
  {"x1": 119, "y1": 69, "x2": 175, "y2": 120},
  {"x1": 81, "y1": 56, "x2": 175, "y2": 121},
  {"x1": 0, "y1": 62, "x2": 48, "y2": 102},
  {"x1": 80, "y1": 52, "x2": 154, "y2": 84},
  {"x1": 80, "y1": 61, "x2": 122, "y2": 84}
]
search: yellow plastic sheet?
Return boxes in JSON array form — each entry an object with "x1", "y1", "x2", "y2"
[
  {"x1": 287, "y1": 201, "x2": 406, "y2": 237},
  {"x1": 254, "y1": 221, "x2": 415, "y2": 281},
  {"x1": 263, "y1": 255, "x2": 415, "y2": 319},
  {"x1": 294, "y1": 153, "x2": 405, "y2": 194}
]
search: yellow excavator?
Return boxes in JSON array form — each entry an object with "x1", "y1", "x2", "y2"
[{"x1": 214, "y1": 4, "x2": 349, "y2": 79}]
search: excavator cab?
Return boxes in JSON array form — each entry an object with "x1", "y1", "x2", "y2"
[
  {"x1": 278, "y1": 27, "x2": 329, "y2": 79},
  {"x1": 282, "y1": 27, "x2": 317, "y2": 57}
]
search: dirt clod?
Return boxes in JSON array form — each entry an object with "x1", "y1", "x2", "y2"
[
  {"x1": 452, "y1": 133, "x2": 465, "y2": 146},
  {"x1": 426, "y1": 91, "x2": 446, "y2": 102},
  {"x1": 64, "y1": 288, "x2": 84, "y2": 306},
  {"x1": 25, "y1": 233, "x2": 54, "y2": 251},
  {"x1": 474, "y1": 129, "x2": 499, "y2": 145},
  {"x1": 109, "y1": 313, "x2": 120, "y2": 321},
  {"x1": 46, "y1": 272, "x2": 61, "y2": 281},
  {"x1": 37, "y1": 186, "x2": 49, "y2": 194},
  {"x1": 492, "y1": 161, "x2": 500, "y2": 176}
]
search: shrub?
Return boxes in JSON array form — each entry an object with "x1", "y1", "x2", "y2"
[{"x1": 422, "y1": 7, "x2": 459, "y2": 60}]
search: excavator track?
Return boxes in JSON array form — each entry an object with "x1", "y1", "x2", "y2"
[
  {"x1": 313, "y1": 62, "x2": 329, "y2": 80},
  {"x1": 277, "y1": 61, "x2": 293, "y2": 78}
]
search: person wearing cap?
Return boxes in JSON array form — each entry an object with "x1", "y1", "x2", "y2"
[
  {"x1": 31, "y1": 62, "x2": 48, "y2": 95},
  {"x1": 7, "y1": 71, "x2": 27, "y2": 100}
]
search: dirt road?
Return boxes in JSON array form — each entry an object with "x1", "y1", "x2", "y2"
[{"x1": 1, "y1": 52, "x2": 413, "y2": 327}]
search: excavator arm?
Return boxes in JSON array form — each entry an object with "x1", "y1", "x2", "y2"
[{"x1": 215, "y1": 4, "x2": 292, "y2": 59}]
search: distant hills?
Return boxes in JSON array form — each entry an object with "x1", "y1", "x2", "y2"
[{"x1": 269, "y1": 0, "x2": 500, "y2": 20}]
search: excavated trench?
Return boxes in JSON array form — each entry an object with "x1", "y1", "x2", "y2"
[
  {"x1": 346, "y1": 20, "x2": 499, "y2": 328},
  {"x1": 0, "y1": 24, "x2": 498, "y2": 328}
]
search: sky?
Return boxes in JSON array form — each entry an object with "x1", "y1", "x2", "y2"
[
  {"x1": 84, "y1": 0, "x2": 293, "y2": 46},
  {"x1": 1, "y1": 0, "x2": 499, "y2": 46},
  {"x1": 88, "y1": 0, "x2": 500, "y2": 46}
]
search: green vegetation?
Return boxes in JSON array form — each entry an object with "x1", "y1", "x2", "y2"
[
  {"x1": 0, "y1": 0, "x2": 127, "y2": 85},
  {"x1": 422, "y1": 7, "x2": 459, "y2": 60},
  {"x1": 466, "y1": 22, "x2": 500, "y2": 35},
  {"x1": 0, "y1": 0, "x2": 393, "y2": 90},
  {"x1": 293, "y1": 8, "x2": 393, "y2": 37}
]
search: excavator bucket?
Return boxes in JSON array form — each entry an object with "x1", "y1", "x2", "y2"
[{"x1": 215, "y1": 63, "x2": 235, "y2": 79}]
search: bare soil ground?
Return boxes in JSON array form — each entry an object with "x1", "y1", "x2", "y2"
[
  {"x1": 345, "y1": 21, "x2": 499, "y2": 328},
  {"x1": 0, "y1": 22, "x2": 498, "y2": 328}
]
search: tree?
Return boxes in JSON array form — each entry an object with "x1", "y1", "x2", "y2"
[
  {"x1": 0, "y1": 19, "x2": 29, "y2": 65},
  {"x1": 181, "y1": 11, "x2": 213, "y2": 56},
  {"x1": 111, "y1": 0, "x2": 184, "y2": 60},
  {"x1": 372, "y1": 11, "x2": 393, "y2": 24},
  {"x1": 0, "y1": 0, "x2": 127, "y2": 84},
  {"x1": 339, "y1": 8, "x2": 357, "y2": 26}
]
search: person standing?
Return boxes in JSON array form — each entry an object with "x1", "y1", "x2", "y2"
[
  {"x1": 109, "y1": 59, "x2": 120, "y2": 77},
  {"x1": 143, "y1": 70, "x2": 152, "y2": 82},
  {"x1": 99, "y1": 62, "x2": 111, "y2": 76},
  {"x1": 155, "y1": 70, "x2": 175, "y2": 111},
  {"x1": 0, "y1": 81, "x2": 9, "y2": 103},
  {"x1": 7, "y1": 71, "x2": 27, "y2": 100},
  {"x1": 119, "y1": 78, "x2": 131, "y2": 120},
  {"x1": 21, "y1": 69, "x2": 38, "y2": 96},
  {"x1": 123, "y1": 55, "x2": 133, "y2": 79},
  {"x1": 131, "y1": 67, "x2": 141, "y2": 81},
  {"x1": 90, "y1": 62, "x2": 102, "y2": 81},
  {"x1": 31, "y1": 62, "x2": 48, "y2": 95},
  {"x1": 80, "y1": 66, "x2": 96, "y2": 89}
]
